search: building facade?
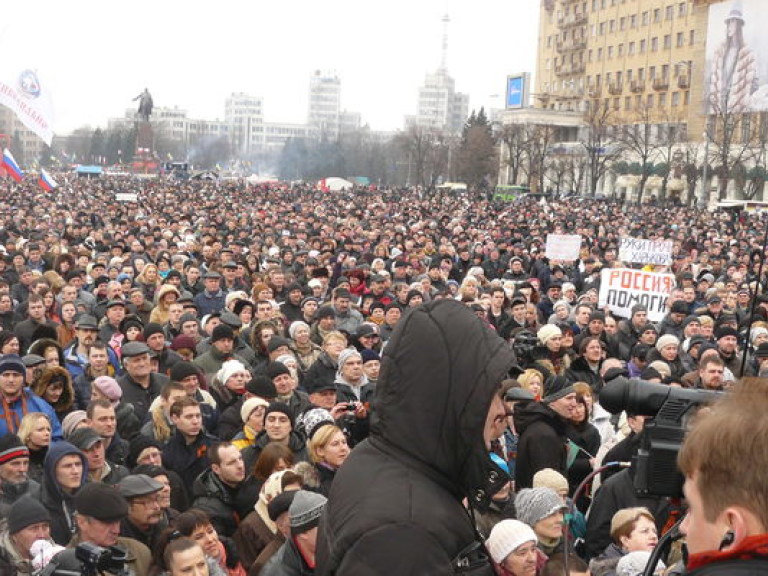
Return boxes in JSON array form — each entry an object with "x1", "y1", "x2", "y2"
[
  {"x1": 308, "y1": 71, "x2": 342, "y2": 139},
  {"x1": 408, "y1": 68, "x2": 469, "y2": 135}
]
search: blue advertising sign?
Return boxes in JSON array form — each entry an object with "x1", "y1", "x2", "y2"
[{"x1": 507, "y1": 76, "x2": 524, "y2": 108}]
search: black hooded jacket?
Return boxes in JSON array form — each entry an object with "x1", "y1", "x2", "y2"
[
  {"x1": 316, "y1": 299, "x2": 515, "y2": 576},
  {"x1": 514, "y1": 401, "x2": 568, "y2": 490},
  {"x1": 41, "y1": 441, "x2": 88, "y2": 546}
]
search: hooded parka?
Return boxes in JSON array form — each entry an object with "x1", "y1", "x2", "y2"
[{"x1": 316, "y1": 299, "x2": 515, "y2": 575}]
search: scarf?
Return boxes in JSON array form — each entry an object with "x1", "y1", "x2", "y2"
[
  {"x1": 1, "y1": 393, "x2": 27, "y2": 434},
  {"x1": 687, "y1": 533, "x2": 768, "y2": 571}
]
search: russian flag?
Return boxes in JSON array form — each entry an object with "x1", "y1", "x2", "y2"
[
  {"x1": 38, "y1": 168, "x2": 58, "y2": 192},
  {"x1": 2, "y1": 149, "x2": 23, "y2": 182}
]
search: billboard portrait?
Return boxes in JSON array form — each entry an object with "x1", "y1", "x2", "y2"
[
  {"x1": 506, "y1": 74, "x2": 528, "y2": 109},
  {"x1": 706, "y1": 0, "x2": 768, "y2": 113}
]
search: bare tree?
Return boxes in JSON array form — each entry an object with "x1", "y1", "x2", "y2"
[
  {"x1": 582, "y1": 100, "x2": 622, "y2": 196},
  {"x1": 497, "y1": 123, "x2": 530, "y2": 185},
  {"x1": 616, "y1": 103, "x2": 657, "y2": 203},
  {"x1": 525, "y1": 125, "x2": 557, "y2": 194}
]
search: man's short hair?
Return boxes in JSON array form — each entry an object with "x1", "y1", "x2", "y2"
[
  {"x1": 699, "y1": 355, "x2": 725, "y2": 371},
  {"x1": 678, "y1": 378, "x2": 768, "y2": 529},
  {"x1": 160, "y1": 380, "x2": 186, "y2": 400},
  {"x1": 209, "y1": 442, "x2": 235, "y2": 467},
  {"x1": 169, "y1": 396, "x2": 199, "y2": 418},
  {"x1": 86, "y1": 398, "x2": 113, "y2": 419}
]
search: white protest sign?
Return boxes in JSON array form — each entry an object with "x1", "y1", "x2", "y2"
[
  {"x1": 618, "y1": 237, "x2": 673, "y2": 266},
  {"x1": 598, "y1": 268, "x2": 675, "y2": 322},
  {"x1": 545, "y1": 234, "x2": 581, "y2": 261}
]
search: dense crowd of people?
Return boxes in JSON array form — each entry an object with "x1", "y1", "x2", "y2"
[{"x1": 0, "y1": 177, "x2": 767, "y2": 575}]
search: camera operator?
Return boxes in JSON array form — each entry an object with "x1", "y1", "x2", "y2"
[
  {"x1": 677, "y1": 378, "x2": 768, "y2": 574},
  {"x1": 64, "y1": 482, "x2": 151, "y2": 576}
]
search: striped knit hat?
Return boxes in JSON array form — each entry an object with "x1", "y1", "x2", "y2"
[{"x1": 0, "y1": 434, "x2": 29, "y2": 465}]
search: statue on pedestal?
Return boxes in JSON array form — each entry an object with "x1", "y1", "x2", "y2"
[{"x1": 133, "y1": 88, "x2": 153, "y2": 121}]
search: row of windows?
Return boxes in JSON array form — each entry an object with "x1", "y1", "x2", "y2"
[
  {"x1": 564, "y1": 1, "x2": 688, "y2": 20},
  {"x1": 547, "y1": 27, "x2": 695, "y2": 53}
]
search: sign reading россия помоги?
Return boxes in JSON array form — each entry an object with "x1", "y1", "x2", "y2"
[{"x1": 598, "y1": 268, "x2": 675, "y2": 322}]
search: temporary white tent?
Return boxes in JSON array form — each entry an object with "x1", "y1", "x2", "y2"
[{"x1": 319, "y1": 177, "x2": 353, "y2": 191}]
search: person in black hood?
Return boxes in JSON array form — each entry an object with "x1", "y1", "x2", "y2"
[
  {"x1": 41, "y1": 441, "x2": 88, "y2": 545},
  {"x1": 316, "y1": 299, "x2": 516, "y2": 575},
  {"x1": 514, "y1": 375, "x2": 578, "y2": 490}
]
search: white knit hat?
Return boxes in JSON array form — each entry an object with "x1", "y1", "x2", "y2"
[
  {"x1": 240, "y1": 397, "x2": 269, "y2": 424},
  {"x1": 486, "y1": 519, "x2": 537, "y2": 564},
  {"x1": 537, "y1": 324, "x2": 562, "y2": 345},
  {"x1": 217, "y1": 359, "x2": 248, "y2": 386},
  {"x1": 655, "y1": 334, "x2": 680, "y2": 352}
]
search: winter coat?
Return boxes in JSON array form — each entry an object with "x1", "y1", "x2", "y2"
[
  {"x1": 612, "y1": 320, "x2": 642, "y2": 362},
  {"x1": 41, "y1": 442, "x2": 88, "y2": 546},
  {"x1": 241, "y1": 431, "x2": 309, "y2": 472},
  {"x1": 585, "y1": 468, "x2": 670, "y2": 560},
  {"x1": 262, "y1": 537, "x2": 314, "y2": 576},
  {"x1": 0, "y1": 478, "x2": 40, "y2": 519},
  {"x1": 116, "y1": 371, "x2": 168, "y2": 425},
  {"x1": 514, "y1": 401, "x2": 569, "y2": 490},
  {"x1": 316, "y1": 299, "x2": 516, "y2": 575},
  {"x1": 589, "y1": 543, "x2": 625, "y2": 576},
  {"x1": 0, "y1": 388, "x2": 63, "y2": 440},
  {"x1": 192, "y1": 468, "x2": 242, "y2": 538},
  {"x1": 304, "y1": 351, "x2": 337, "y2": 388},
  {"x1": 0, "y1": 527, "x2": 43, "y2": 576},
  {"x1": 234, "y1": 509, "x2": 277, "y2": 571},
  {"x1": 565, "y1": 355, "x2": 603, "y2": 393},
  {"x1": 162, "y1": 430, "x2": 217, "y2": 488},
  {"x1": 66, "y1": 533, "x2": 151, "y2": 576},
  {"x1": 566, "y1": 419, "x2": 601, "y2": 504}
]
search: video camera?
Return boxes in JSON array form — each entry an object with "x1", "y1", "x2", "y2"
[
  {"x1": 599, "y1": 377, "x2": 723, "y2": 498},
  {"x1": 41, "y1": 542, "x2": 129, "y2": 576}
]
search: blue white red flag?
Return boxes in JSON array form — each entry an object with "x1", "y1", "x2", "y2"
[
  {"x1": 2, "y1": 148, "x2": 23, "y2": 182},
  {"x1": 38, "y1": 168, "x2": 57, "y2": 191}
]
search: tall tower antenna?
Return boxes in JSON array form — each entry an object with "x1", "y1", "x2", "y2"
[{"x1": 440, "y1": 13, "x2": 450, "y2": 71}]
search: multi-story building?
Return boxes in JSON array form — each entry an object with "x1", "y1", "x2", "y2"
[
  {"x1": 536, "y1": 0, "x2": 697, "y2": 129},
  {"x1": 408, "y1": 68, "x2": 470, "y2": 135},
  {"x1": 225, "y1": 93, "x2": 264, "y2": 156},
  {"x1": 515, "y1": 0, "x2": 768, "y2": 201},
  {"x1": 308, "y1": 71, "x2": 342, "y2": 139}
]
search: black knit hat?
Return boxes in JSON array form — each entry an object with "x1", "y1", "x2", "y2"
[
  {"x1": 265, "y1": 402, "x2": 294, "y2": 429},
  {"x1": 268, "y1": 490, "x2": 298, "y2": 522},
  {"x1": 0, "y1": 434, "x2": 28, "y2": 465},
  {"x1": 211, "y1": 323, "x2": 235, "y2": 343},
  {"x1": 74, "y1": 482, "x2": 129, "y2": 521},
  {"x1": 266, "y1": 336, "x2": 292, "y2": 354},
  {"x1": 143, "y1": 322, "x2": 165, "y2": 340},
  {"x1": 246, "y1": 375, "x2": 277, "y2": 400},
  {"x1": 169, "y1": 361, "x2": 199, "y2": 383},
  {"x1": 266, "y1": 361, "x2": 291, "y2": 380},
  {"x1": 542, "y1": 375, "x2": 575, "y2": 404},
  {"x1": 8, "y1": 495, "x2": 50, "y2": 534},
  {"x1": 127, "y1": 435, "x2": 163, "y2": 470}
]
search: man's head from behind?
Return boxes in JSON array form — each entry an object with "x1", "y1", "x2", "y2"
[{"x1": 678, "y1": 378, "x2": 768, "y2": 556}]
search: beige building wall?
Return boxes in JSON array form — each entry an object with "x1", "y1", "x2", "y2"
[{"x1": 535, "y1": 0, "x2": 719, "y2": 132}]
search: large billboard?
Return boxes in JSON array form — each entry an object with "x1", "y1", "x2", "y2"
[
  {"x1": 706, "y1": 0, "x2": 768, "y2": 113},
  {"x1": 506, "y1": 73, "x2": 530, "y2": 109}
]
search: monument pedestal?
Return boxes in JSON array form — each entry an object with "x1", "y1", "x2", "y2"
[{"x1": 133, "y1": 120, "x2": 158, "y2": 174}]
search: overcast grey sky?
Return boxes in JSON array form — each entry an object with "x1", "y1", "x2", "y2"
[{"x1": 3, "y1": 0, "x2": 539, "y2": 134}]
